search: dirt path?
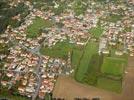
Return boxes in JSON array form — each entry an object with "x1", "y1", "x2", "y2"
[
  {"x1": 121, "y1": 57, "x2": 134, "y2": 100},
  {"x1": 53, "y1": 57, "x2": 134, "y2": 100}
]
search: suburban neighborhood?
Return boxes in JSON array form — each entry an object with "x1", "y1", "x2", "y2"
[{"x1": 0, "y1": 0, "x2": 134, "y2": 100}]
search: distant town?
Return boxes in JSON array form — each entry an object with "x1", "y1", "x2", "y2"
[{"x1": 0, "y1": 0, "x2": 134, "y2": 100}]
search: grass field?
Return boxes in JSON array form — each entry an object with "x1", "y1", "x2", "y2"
[
  {"x1": 73, "y1": 0, "x2": 88, "y2": 16},
  {"x1": 101, "y1": 57, "x2": 126, "y2": 76},
  {"x1": 71, "y1": 49, "x2": 83, "y2": 69},
  {"x1": 26, "y1": 17, "x2": 53, "y2": 38},
  {"x1": 83, "y1": 54, "x2": 103, "y2": 85},
  {"x1": 40, "y1": 41, "x2": 77, "y2": 59},
  {"x1": 97, "y1": 77, "x2": 122, "y2": 93},
  {"x1": 89, "y1": 26, "x2": 104, "y2": 38},
  {"x1": 105, "y1": 14, "x2": 122, "y2": 22},
  {"x1": 75, "y1": 42, "x2": 98, "y2": 82},
  {"x1": 74, "y1": 44, "x2": 127, "y2": 93}
]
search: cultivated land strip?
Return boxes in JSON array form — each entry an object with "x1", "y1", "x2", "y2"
[{"x1": 53, "y1": 57, "x2": 134, "y2": 100}]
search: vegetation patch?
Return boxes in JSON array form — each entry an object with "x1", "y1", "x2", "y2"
[
  {"x1": 73, "y1": 0, "x2": 88, "y2": 16},
  {"x1": 101, "y1": 57, "x2": 126, "y2": 76},
  {"x1": 97, "y1": 77, "x2": 122, "y2": 93},
  {"x1": 0, "y1": 88, "x2": 29, "y2": 100},
  {"x1": 40, "y1": 41, "x2": 78, "y2": 59},
  {"x1": 75, "y1": 42, "x2": 98, "y2": 82},
  {"x1": 89, "y1": 26, "x2": 104, "y2": 38},
  {"x1": 26, "y1": 17, "x2": 53, "y2": 38},
  {"x1": 105, "y1": 14, "x2": 122, "y2": 22},
  {"x1": 83, "y1": 54, "x2": 103, "y2": 85}
]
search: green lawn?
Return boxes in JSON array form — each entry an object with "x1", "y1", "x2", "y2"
[
  {"x1": 75, "y1": 42, "x2": 98, "y2": 82},
  {"x1": 97, "y1": 77, "x2": 122, "y2": 93},
  {"x1": 26, "y1": 17, "x2": 53, "y2": 38},
  {"x1": 101, "y1": 57, "x2": 126, "y2": 76},
  {"x1": 89, "y1": 26, "x2": 104, "y2": 38},
  {"x1": 40, "y1": 41, "x2": 77, "y2": 59}
]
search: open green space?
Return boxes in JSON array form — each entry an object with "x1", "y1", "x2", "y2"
[
  {"x1": 101, "y1": 57, "x2": 126, "y2": 76},
  {"x1": 73, "y1": 0, "x2": 88, "y2": 16},
  {"x1": 75, "y1": 42, "x2": 98, "y2": 82},
  {"x1": 105, "y1": 14, "x2": 122, "y2": 22},
  {"x1": 97, "y1": 77, "x2": 122, "y2": 93},
  {"x1": 71, "y1": 49, "x2": 83, "y2": 68},
  {"x1": 26, "y1": 17, "x2": 53, "y2": 38},
  {"x1": 83, "y1": 54, "x2": 103, "y2": 85},
  {"x1": 89, "y1": 26, "x2": 104, "y2": 38},
  {"x1": 40, "y1": 41, "x2": 79, "y2": 59},
  {"x1": 74, "y1": 42, "x2": 127, "y2": 93}
]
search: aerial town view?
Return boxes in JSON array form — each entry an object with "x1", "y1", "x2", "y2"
[{"x1": 0, "y1": 0, "x2": 134, "y2": 100}]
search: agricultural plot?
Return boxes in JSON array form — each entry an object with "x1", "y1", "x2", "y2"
[
  {"x1": 97, "y1": 77, "x2": 122, "y2": 93},
  {"x1": 101, "y1": 57, "x2": 126, "y2": 76},
  {"x1": 26, "y1": 17, "x2": 53, "y2": 38},
  {"x1": 71, "y1": 49, "x2": 83, "y2": 69},
  {"x1": 74, "y1": 41, "x2": 127, "y2": 93},
  {"x1": 75, "y1": 42, "x2": 98, "y2": 82}
]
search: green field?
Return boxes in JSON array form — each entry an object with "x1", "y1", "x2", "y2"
[
  {"x1": 74, "y1": 43, "x2": 127, "y2": 92},
  {"x1": 73, "y1": 0, "x2": 88, "y2": 16},
  {"x1": 71, "y1": 49, "x2": 83, "y2": 69},
  {"x1": 101, "y1": 57, "x2": 126, "y2": 76},
  {"x1": 97, "y1": 77, "x2": 122, "y2": 93},
  {"x1": 26, "y1": 17, "x2": 53, "y2": 38},
  {"x1": 83, "y1": 54, "x2": 103, "y2": 85},
  {"x1": 40, "y1": 41, "x2": 78, "y2": 59},
  {"x1": 105, "y1": 14, "x2": 122, "y2": 22},
  {"x1": 75, "y1": 42, "x2": 98, "y2": 82},
  {"x1": 89, "y1": 26, "x2": 104, "y2": 38}
]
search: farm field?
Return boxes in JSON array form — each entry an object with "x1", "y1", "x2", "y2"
[
  {"x1": 75, "y1": 41, "x2": 98, "y2": 82},
  {"x1": 97, "y1": 77, "x2": 122, "y2": 93},
  {"x1": 74, "y1": 41, "x2": 127, "y2": 93},
  {"x1": 101, "y1": 57, "x2": 126, "y2": 76}
]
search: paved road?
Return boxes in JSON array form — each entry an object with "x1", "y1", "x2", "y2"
[
  {"x1": 31, "y1": 57, "x2": 43, "y2": 100},
  {"x1": 8, "y1": 37, "x2": 43, "y2": 100}
]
